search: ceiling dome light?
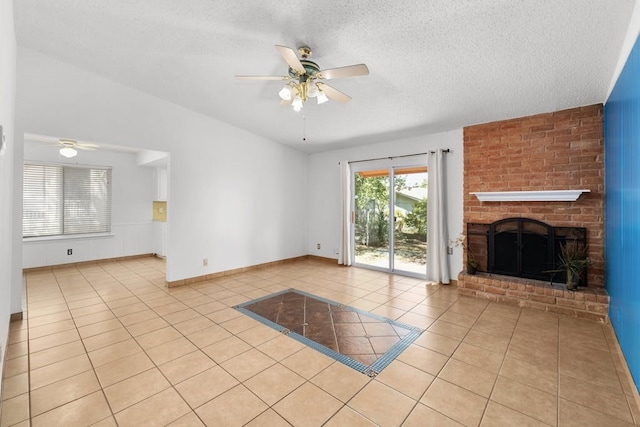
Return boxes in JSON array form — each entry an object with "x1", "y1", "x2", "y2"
[
  {"x1": 278, "y1": 85, "x2": 292, "y2": 101},
  {"x1": 59, "y1": 147, "x2": 78, "y2": 158}
]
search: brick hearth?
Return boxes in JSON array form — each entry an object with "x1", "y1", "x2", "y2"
[{"x1": 457, "y1": 272, "x2": 609, "y2": 323}]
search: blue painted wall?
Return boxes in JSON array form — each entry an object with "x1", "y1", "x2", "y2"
[{"x1": 604, "y1": 34, "x2": 640, "y2": 390}]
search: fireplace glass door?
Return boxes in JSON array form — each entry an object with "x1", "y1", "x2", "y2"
[{"x1": 492, "y1": 219, "x2": 552, "y2": 278}]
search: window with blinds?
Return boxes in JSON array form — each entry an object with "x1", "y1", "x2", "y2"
[{"x1": 23, "y1": 163, "x2": 112, "y2": 238}]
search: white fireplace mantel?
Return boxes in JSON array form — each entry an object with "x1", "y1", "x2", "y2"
[{"x1": 470, "y1": 189, "x2": 590, "y2": 202}]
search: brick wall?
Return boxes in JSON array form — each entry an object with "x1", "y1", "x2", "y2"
[{"x1": 463, "y1": 104, "x2": 604, "y2": 287}]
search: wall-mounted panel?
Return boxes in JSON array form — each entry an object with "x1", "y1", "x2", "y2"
[{"x1": 604, "y1": 33, "x2": 640, "y2": 391}]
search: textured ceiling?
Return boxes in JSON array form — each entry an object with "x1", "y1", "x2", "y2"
[{"x1": 14, "y1": 1, "x2": 635, "y2": 153}]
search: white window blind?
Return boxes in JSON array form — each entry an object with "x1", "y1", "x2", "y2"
[{"x1": 23, "y1": 163, "x2": 112, "y2": 238}]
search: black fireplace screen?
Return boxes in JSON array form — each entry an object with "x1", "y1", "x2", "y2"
[{"x1": 467, "y1": 218, "x2": 587, "y2": 285}]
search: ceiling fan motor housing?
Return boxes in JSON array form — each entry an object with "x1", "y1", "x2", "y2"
[{"x1": 288, "y1": 60, "x2": 320, "y2": 81}]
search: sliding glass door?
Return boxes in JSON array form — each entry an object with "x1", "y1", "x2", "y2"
[
  {"x1": 354, "y1": 170, "x2": 390, "y2": 269},
  {"x1": 352, "y1": 160, "x2": 428, "y2": 278},
  {"x1": 393, "y1": 168, "x2": 428, "y2": 275}
]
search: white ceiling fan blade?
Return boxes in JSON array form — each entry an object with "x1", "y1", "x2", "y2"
[
  {"x1": 235, "y1": 75, "x2": 290, "y2": 81},
  {"x1": 317, "y1": 83, "x2": 351, "y2": 103},
  {"x1": 275, "y1": 45, "x2": 305, "y2": 75},
  {"x1": 318, "y1": 64, "x2": 369, "y2": 80},
  {"x1": 25, "y1": 133, "x2": 59, "y2": 144},
  {"x1": 59, "y1": 139, "x2": 99, "y2": 151}
]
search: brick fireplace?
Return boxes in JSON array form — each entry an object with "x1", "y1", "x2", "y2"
[{"x1": 459, "y1": 104, "x2": 608, "y2": 322}]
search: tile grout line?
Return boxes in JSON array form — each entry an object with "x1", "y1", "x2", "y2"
[
  {"x1": 12, "y1": 259, "x2": 639, "y2": 426},
  {"x1": 466, "y1": 301, "x2": 519, "y2": 426},
  {"x1": 99, "y1": 268, "x2": 303, "y2": 423},
  {"x1": 354, "y1": 283, "x2": 482, "y2": 427},
  {"x1": 66, "y1": 261, "x2": 136, "y2": 425},
  {"x1": 603, "y1": 322, "x2": 640, "y2": 425},
  {"x1": 33, "y1": 260, "x2": 173, "y2": 423},
  {"x1": 423, "y1": 295, "x2": 514, "y2": 426},
  {"x1": 81, "y1": 261, "x2": 209, "y2": 425}
]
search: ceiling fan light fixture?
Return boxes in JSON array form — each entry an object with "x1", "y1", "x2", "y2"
[
  {"x1": 292, "y1": 95, "x2": 303, "y2": 111},
  {"x1": 317, "y1": 91, "x2": 329, "y2": 104},
  {"x1": 307, "y1": 82, "x2": 319, "y2": 98},
  {"x1": 60, "y1": 147, "x2": 78, "y2": 158},
  {"x1": 278, "y1": 85, "x2": 292, "y2": 101}
]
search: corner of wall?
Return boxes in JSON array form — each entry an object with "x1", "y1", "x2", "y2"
[
  {"x1": 607, "y1": 1, "x2": 640, "y2": 99},
  {"x1": 0, "y1": 0, "x2": 18, "y2": 395}
]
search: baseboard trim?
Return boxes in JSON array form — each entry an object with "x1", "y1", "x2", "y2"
[
  {"x1": 166, "y1": 255, "x2": 339, "y2": 288},
  {"x1": 306, "y1": 255, "x2": 341, "y2": 264},
  {"x1": 23, "y1": 253, "x2": 157, "y2": 273},
  {"x1": 604, "y1": 323, "x2": 640, "y2": 414},
  {"x1": 22, "y1": 253, "x2": 437, "y2": 290},
  {"x1": 10, "y1": 312, "x2": 23, "y2": 321},
  {"x1": 165, "y1": 255, "x2": 447, "y2": 288}
]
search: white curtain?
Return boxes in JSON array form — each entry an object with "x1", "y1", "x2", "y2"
[
  {"x1": 338, "y1": 161, "x2": 352, "y2": 265},
  {"x1": 426, "y1": 149, "x2": 450, "y2": 284}
]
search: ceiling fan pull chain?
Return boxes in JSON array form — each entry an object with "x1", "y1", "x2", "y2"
[{"x1": 302, "y1": 114, "x2": 307, "y2": 142}]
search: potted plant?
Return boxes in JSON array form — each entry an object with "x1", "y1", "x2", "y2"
[
  {"x1": 452, "y1": 233, "x2": 478, "y2": 275},
  {"x1": 556, "y1": 241, "x2": 591, "y2": 290}
]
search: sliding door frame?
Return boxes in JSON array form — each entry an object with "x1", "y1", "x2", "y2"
[{"x1": 350, "y1": 154, "x2": 428, "y2": 279}]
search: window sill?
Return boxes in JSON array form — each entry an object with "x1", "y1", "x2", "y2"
[{"x1": 23, "y1": 233, "x2": 115, "y2": 243}]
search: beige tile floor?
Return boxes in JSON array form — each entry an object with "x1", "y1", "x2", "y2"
[{"x1": 1, "y1": 256, "x2": 639, "y2": 426}]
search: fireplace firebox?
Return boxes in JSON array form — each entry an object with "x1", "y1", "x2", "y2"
[{"x1": 467, "y1": 218, "x2": 587, "y2": 286}]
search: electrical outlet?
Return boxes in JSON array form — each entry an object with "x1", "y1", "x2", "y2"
[
  {"x1": 203, "y1": 258, "x2": 208, "y2": 267},
  {"x1": 317, "y1": 243, "x2": 321, "y2": 250},
  {"x1": 447, "y1": 246, "x2": 453, "y2": 255},
  {"x1": 67, "y1": 249, "x2": 73, "y2": 255}
]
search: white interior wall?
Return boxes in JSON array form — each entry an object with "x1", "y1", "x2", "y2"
[
  {"x1": 15, "y1": 46, "x2": 462, "y2": 292},
  {"x1": 607, "y1": 0, "x2": 640, "y2": 98},
  {"x1": 0, "y1": 0, "x2": 16, "y2": 389},
  {"x1": 15, "y1": 48, "x2": 309, "y2": 283},
  {"x1": 22, "y1": 142, "x2": 155, "y2": 268},
  {"x1": 307, "y1": 130, "x2": 464, "y2": 280}
]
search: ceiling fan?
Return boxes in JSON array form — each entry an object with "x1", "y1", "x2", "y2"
[
  {"x1": 27, "y1": 134, "x2": 100, "y2": 158},
  {"x1": 57, "y1": 139, "x2": 99, "y2": 158},
  {"x1": 235, "y1": 45, "x2": 369, "y2": 111}
]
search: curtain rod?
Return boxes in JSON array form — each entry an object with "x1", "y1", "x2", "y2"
[{"x1": 343, "y1": 149, "x2": 450, "y2": 165}]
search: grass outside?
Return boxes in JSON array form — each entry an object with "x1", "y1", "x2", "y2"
[{"x1": 355, "y1": 232, "x2": 426, "y2": 271}]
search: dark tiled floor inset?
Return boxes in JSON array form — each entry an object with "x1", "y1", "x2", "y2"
[{"x1": 235, "y1": 289, "x2": 422, "y2": 375}]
